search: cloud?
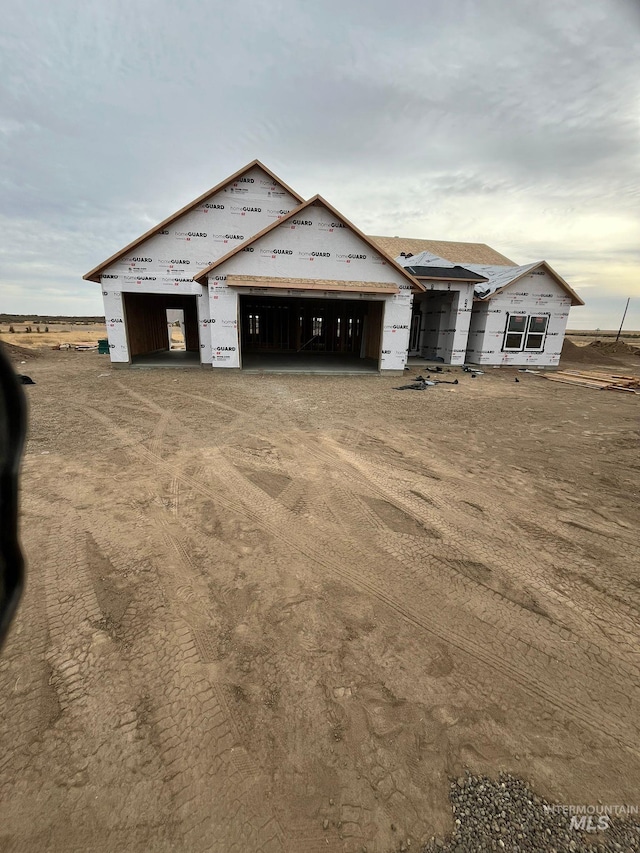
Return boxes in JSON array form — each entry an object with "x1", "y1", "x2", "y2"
[{"x1": 0, "y1": 0, "x2": 638, "y2": 326}]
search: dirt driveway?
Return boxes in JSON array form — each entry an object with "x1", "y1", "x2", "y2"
[{"x1": 1, "y1": 351, "x2": 639, "y2": 852}]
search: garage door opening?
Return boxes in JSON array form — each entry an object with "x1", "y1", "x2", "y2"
[
  {"x1": 123, "y1": 293, "x2": 200, "y2": 366},
  {"x1": 239, "y1": 295, "x2": 381, "y2": 373}
]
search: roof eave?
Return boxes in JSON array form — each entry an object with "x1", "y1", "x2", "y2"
[
  {"x1": 415, "y1": 275, "x2": 488, "y2": 283},
  {"x1": 225, "y1": 276, "x2": 399, "y2": 295}
]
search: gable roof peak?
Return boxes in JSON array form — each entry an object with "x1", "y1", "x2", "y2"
[
  {"x1": 468, "y1": 260, "x2": 584, "y2": 305},
  {"x1": 192, "y1": 193, "x2": 423, "y2": 291},
  {"x1": 83, "y1": 160, "x2": 304, "y2": 282}
]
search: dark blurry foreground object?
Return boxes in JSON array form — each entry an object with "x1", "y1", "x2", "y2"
[{"x1": 0, "y1": 345, "x2": 27, "y2": 649}]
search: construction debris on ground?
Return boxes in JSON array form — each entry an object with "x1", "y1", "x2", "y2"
[
  {"x1": 540, "y1": 370, "x2": 640, "y2": 393},
  {"x1": 394, "y1": 374, "x2": 459, "y2": 391}
]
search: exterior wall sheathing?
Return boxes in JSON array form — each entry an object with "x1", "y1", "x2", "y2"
[
  {"x1": 207, "y1": 200, "x2": 414, "y2": 371},
  {"x1": 100, "y1": 166, "x2": 300, "y2": 362},
  {"x1": 94, "y1": 168, "x2": 579, "y2": 371},
  {"x1": 465, "y1": 271, "x2": 572, "y2": 366}
]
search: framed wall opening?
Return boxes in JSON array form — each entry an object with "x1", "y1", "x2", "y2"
[
  {"x1": 239, "y1": 294, "x2": 382, "y2": 373},
  {"x1": 123, "y1": 292, "x2": 200, "y2": 366},
  {"x1": 408, "y1": 306, "x2": 422, "y2": 356},
  {"x1": 412, "y1": 292, "x2": 455, "y2": 361},
  {"x1": 166, "y1": 308, "x2": 186, "y2": 352}
]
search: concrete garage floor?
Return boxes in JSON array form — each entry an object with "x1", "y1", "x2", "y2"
[
  {"x1": 129, "y1": 352, "x2": 379, "y2": 372},
  {"x1": 407, "y1": 356, "x2": 450, "y2": 368},
  {"x1": 131, "y1": 351, "x2": 201, "y2": 367},
  {"x1": 2, "y1": 348, "x2": 639, "y2": 852},
  {"x1": 241, "y1": 352, "x2": 379, "y2": 373}
]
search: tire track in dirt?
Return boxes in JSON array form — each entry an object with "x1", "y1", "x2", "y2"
[
  {"x1": 169, "y1": 388, "x2": 255, "y2": 418},
  {"x1": 321, "y1": 434, "x2": 640, "y2": 667},
  {"x1": 0, "y1": 496, "x2": 58, "y2": 789},
  {"x1": 0, "y1": 495, "x2": 181, "y2": 850},
  {"x1": 324, "y1": 438, "x2": 640, "y2": 690},
  {"x1": 86, "y1": 391, "x2": 640, "y2": 724},
  {"x1": 81, "y1": 404, "x2": 640, "y2": 758},
  {"x1": 148, "y1": 409, "x2": 171, "y2": 458},
  {"x1": 15, "y1": 440, "x2": 289, "y2": 852},
  {"x1": 286, "y1": 425, "x2": 639, "y2": 664},
  {"x1": 274, "y1": 477, "x2": 312, "y2": 517},
  {"x1": 42, "y1": 517, "x2": 103, "y2": 713},
  {"x1": 169, "y1": 477, "x2": 180, "y2": 516},
  {"x1": 80, "y1": 504, "x2": 288, "y2": 853},
  {"x1": 105, "y1": 406, "x2": 640, "y2": 744},
  {"x1": 114, "y1": 382, "x2": 279, "y2": 455}
]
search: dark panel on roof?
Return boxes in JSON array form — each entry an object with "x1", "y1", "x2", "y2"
[{"x1": 405, "y1": 266, "x2": 488, "y2": 282}]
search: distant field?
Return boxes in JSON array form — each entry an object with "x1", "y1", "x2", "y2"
[
  {"x1": 0, "y1": 314, "x2": 104, "y2": 325},
  {"x1": 567, "y1": 329, "x2": 640, "y2": 345},
  {"x1": 0, "y1": 322, "x2": 107, "y2": 349}
]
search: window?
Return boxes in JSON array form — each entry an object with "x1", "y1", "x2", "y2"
[
  {"x1": 502, "y1": 313, "x2": 549, "y2": 352},
  {"x1": 525, "y1": 315, "x2": 548, "y2": 350},
  {"x1": 312, "y1": 316, "x2": 323, "y2": 337},
  {"x1": 248, "y1": 313, "x2": 260, "y2": 336},
  {"x1": 503, "y1": 314, "x2": 527, "y2": 350}
]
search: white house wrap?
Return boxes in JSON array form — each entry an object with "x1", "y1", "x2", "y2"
[{"x1": 84, "y1": 161, "x2": 583, "y2": 370}]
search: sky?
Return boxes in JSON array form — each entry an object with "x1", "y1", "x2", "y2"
[{"x1": 1, "y1": 0, "x2": 639, "y2": 329}]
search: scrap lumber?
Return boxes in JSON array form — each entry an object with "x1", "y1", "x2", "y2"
[
  {"x1": 562, "y1": 370, "x2": 639, "y2": 382},
  {"x1": 542, "y1": 370, "x2": 640, "y2": 393},
  {"x1": 544, "y1": 376, "x2": 609, "y2": 389}
]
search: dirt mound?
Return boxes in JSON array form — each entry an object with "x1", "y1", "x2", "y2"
[
  {"x1": 560, "y1": 338, "x2": 619, "y2": 365},
  {"x1": 588, "y1": 339, "x2": 640, "y2": 356},
  {"x1": 0, "y1": 341, "x2": 42, "y2": 361}
]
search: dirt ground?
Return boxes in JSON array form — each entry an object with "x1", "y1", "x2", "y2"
[{"x1": 1, "y1": 348, "x2": 639, "y2": 853}]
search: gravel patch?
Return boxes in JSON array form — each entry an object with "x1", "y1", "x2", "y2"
[{"x1": 420, "y1": 773, "x2": 639, "y2": 853}]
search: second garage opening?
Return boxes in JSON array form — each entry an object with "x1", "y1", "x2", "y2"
[
  {"x1": 123, "y1": 292, "x2": 201, "y2": 366},
  {"x1": 239, "y1": 295, "x2": 382, "y2": 372}
]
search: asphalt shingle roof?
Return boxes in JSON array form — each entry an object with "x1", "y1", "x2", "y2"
[{"x1": 369, "y1": 236, "x2": 516, "y2": 266}]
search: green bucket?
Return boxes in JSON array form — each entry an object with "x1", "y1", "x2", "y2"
[{"x1": 97, "y1": 339, "x2": 110, "y2": 355}]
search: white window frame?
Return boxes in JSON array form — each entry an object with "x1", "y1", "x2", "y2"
[
  {"x1": 502, "y1": 313, "x2": 528, "y2": 351},
  {"x1": 502, "y1": 313, "x2": 549, "y2": 352},
  {"x1": 524, "y1": 315, "x2": 549, "y2": 351}
]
